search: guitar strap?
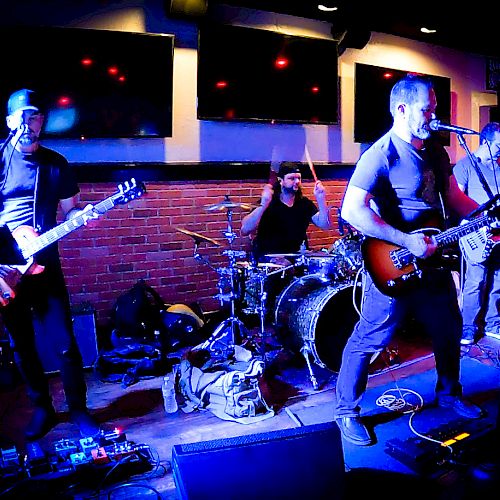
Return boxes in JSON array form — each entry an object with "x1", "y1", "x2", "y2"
[{"x1": 470, "y1": 155, "x2": 495, "y2": 200}]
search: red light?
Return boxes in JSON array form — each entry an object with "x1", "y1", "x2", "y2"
[
  {"x1": 225, "y1": 109, "x2": 235, "y2": 119},
  {"x1": 81, "y1": 58, "x2": 93, "y2": 67},
  {"x1": 216, "y1": 80, "x2": 228, "y2": 89},
  {"x1": 383, "y1": 72, "x2": 394, "y2": 79},
  {"x1": 275, "y1": 57, "x2": 289, "y2": 69},
  {"x1": 311, "y1": 86, "x2": 320, "y2": 94},
  {"x1": 57, "y1": 96, "x2": 72, "y2": 107},
  {"x1": 118, "y1": 75, "x2": 126, "y2": 82},
  {"x1": 107, "y1": 66, "x2": 119, "y2": 76}
]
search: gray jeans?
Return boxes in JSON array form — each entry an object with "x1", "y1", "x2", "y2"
[{"x1": 461, "y1": 252, "x2": 500, "y2": 335}]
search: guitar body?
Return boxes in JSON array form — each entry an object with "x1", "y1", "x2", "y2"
[
  {"x1": 11, "y1": 225, "x2": 44, "y2": 276},
  {"x1": 362, "y1": 228, "x2": 441, "y2": 297}
]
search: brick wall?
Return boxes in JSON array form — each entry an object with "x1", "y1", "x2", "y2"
[{"x1": 60, "y1": 178, "x2": 349, "y2": 332}]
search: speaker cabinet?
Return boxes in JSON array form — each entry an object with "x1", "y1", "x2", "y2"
[
  {"x1": 35, "y1": 310, "x2": 98, "y2": 373},
  {"x1": 172, "y1": 422, "x2": 345, "y2": 499}
]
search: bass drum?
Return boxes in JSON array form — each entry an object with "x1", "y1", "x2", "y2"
[{"x1": 274, "y1": 275, "x2": 362, "y2": 372}]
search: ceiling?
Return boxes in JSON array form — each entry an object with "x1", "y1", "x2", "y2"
[{"x1": 209, "y1": 1, "x2": 500, "y2": 59}]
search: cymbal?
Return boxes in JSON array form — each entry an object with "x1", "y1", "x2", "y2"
[
  {"x1": 176, "y1": 227, "x2": 221, "y2": 246},
  {"x1": 264, "y1": 253, "x2": 304, "y2": 258},
  {"x1": 304, "y1": 252, "x2": 338, "y2": 259},
  {"x1": 204, "y1": 199, "x2": 255, "y2": 211},
  {"x1": 265, "y1": 251, "x2": 335, "y2": 259},
  {"x1": 236, "y1": 261, "x2": 284, "y2": 269}
]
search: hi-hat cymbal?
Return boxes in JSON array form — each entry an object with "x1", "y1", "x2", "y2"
[
  {"x1": 204, "y1": 199, "x2": 255, "y2": 211},
  {"x1": 176, "y1": 227, "x2": 221, "y2": 246}
]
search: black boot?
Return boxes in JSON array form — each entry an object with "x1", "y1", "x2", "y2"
[
  {"x1": 70, "y1": 409, "x2": 101, "y2": 438},
  {"x1": 25, "y1": 405, "x2": 58, "y2": 441}
]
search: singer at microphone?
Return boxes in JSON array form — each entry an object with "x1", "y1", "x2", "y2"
[{"x1": 429, "y1": 119, "x2": 479, "y2": 135}]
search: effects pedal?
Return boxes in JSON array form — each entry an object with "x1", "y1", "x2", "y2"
[
  {"x1": 25, "y1": 442, "x2": 51, "y2": 477},
  {"x1": 386, "y1": 418, "x2": 496, "y2": 475}
]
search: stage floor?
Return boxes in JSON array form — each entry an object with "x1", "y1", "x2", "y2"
[{"x1": 1, "y1": 325, "x2": 500, "y2": 499}]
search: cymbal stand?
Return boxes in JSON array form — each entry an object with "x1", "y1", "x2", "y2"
[{"x1": 199, "y1": 199, "x2": 251, "y2": 360}]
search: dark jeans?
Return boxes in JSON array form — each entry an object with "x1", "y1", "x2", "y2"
[
  {"x1": 335, "y1": 268, "x2": 463, "y2": 418},
  {"x1": 1, "y1": 261, "x2": 87, "y2": 412}
]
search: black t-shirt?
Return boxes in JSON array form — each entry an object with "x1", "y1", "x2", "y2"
[
  {"x1": 0, "y1": 142, "x2": 79, "y2": 264},
  {"x1": 251, "y1": 195, "x2": 318, "y2": 260}
]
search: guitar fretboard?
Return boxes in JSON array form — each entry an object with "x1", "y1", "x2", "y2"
[
  {"x1": 21, "y1": 195, "x2": 121, "y2": 259},
  {"x1": 394, "y1": 213, "x2": 492, "y2": 263}
]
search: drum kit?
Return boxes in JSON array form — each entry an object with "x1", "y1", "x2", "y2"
[{"x1": 177, "y1": 196, "x2": 365, "y2": 388}]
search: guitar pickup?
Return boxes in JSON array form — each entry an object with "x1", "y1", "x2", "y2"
[{"x1": 390, "y1": 250, "x2": 414, "y2": 269}]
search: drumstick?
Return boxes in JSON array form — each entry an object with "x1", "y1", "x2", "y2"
[
  {"x1": 304, "y1": 145, "x2": 318, "y2": 183},
  {"x1": 269, "y1": 145, "x2": 280, "y2": 184}
]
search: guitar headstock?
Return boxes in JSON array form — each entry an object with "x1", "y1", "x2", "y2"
[{"x1": 116, "y1": 178, "x2": 146, "y2": 204}]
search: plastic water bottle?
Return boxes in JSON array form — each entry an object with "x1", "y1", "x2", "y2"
[{"x1": 162, "y1": 374, "x2": 178, "y2": 414}]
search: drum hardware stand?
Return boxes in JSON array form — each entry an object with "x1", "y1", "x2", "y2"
[
  {"x1": 199, "y1": 196, "x2": 253, "y2": 359},
  {"x1": 300, "y1": 343, "x2": 319, "y2": 390}
]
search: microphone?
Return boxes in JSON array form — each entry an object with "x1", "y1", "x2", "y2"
[{"x1": 429, "y1": 119, "x2": 478, "y2": 135}]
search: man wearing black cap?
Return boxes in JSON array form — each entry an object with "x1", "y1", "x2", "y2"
[
  {"x1": 0, "y1": 89, "x2": 101, "y2": 441},
  {"x1": 241, "y1": 161, "x2": 332, "y2": 314},
  {"x1": 241, "y1": 161, "x2": 332, "y2": 260}
]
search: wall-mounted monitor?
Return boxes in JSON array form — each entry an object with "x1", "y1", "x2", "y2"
[
  {"x1": 197, "y1": 23, "x2": 339, "y2": 125},
  {"x1": 0, "y1": 26, "x2": 174, "y2": 139},
  {"x1": 354, "y1": 63, "x2": 451, "y2": 144}
]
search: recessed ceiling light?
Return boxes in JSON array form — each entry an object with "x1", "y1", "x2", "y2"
[
  {"x1": 421, "y1": 27, "x2": 437, "y2": 34},
  {"x1": 318, "y1": 4, "x2": 338, "y2": 12}
]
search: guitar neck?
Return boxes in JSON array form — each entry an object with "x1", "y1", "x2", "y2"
[
  {"x1": 434, "y1": 213, "x2": 491, "y2": 248},
  {"x1": 21, "y1": 195, "x2": 119, "y2": 259}
]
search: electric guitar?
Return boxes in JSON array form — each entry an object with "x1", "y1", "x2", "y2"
[
  {"x1": 0, "y1": 178, "x2": 146, "y2": 304},
  {"x1": 362, "y1": 210, "x2": 499, "y2": 297}
]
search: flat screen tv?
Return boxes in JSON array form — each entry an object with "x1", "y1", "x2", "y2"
[
  {"x1": 0, "y1": 26, "x2": 174, "y2": 139},
  {"x1": 354, "y1": 63, "x2": 451, "y2": 144},
  {"x1": 197, "y1": 23, "x2": 339, "y2": 125}
]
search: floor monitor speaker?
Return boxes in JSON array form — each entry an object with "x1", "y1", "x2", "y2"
[{"x1": 172, "y1": 421, "x2": 345, "y2": 499}]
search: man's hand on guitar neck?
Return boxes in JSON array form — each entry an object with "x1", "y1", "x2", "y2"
[
  {"x1": 403, "y1": 231, "x2": 438, "y2": 259},
  {"x1": 65, "y1": 204, "x2": 99, "y2": 225}
]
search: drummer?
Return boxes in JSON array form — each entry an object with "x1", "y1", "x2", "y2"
[
  {"x1": 241, "y1": 162, "x2": 332, "y2": 308},
  {"x1": 241, "y1": 161, "x2": 332, "y2": 262}
]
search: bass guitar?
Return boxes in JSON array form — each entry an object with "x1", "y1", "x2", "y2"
[
  {"x1": 458, "y1": 225, "x2": 500, "y2": 264},
  {"x1": 0, "y1": 178, "x2": 145, "y2": 304},
  {"x1": 362, "y1": 210, "x2": 498, "y2": 297}
]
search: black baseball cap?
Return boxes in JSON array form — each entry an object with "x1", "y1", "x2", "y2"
[
  {"x1": 278, "y1": 161, "x2": 302, "y2": 178},
  {"x1": 7, "y1": 89, "x2": 43, "y2": 115}
]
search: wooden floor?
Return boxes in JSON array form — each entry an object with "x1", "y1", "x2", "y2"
[{"x1": 1, "y1": 320, "x2": 500, "y2": 499}]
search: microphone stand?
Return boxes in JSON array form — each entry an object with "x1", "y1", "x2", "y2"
[
  {"x1": 456, "y1": 133, "x2": 497, "y2": 219},
  {"x1": 0, "y1": 130, "x2": 15, "y2": 156}
]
